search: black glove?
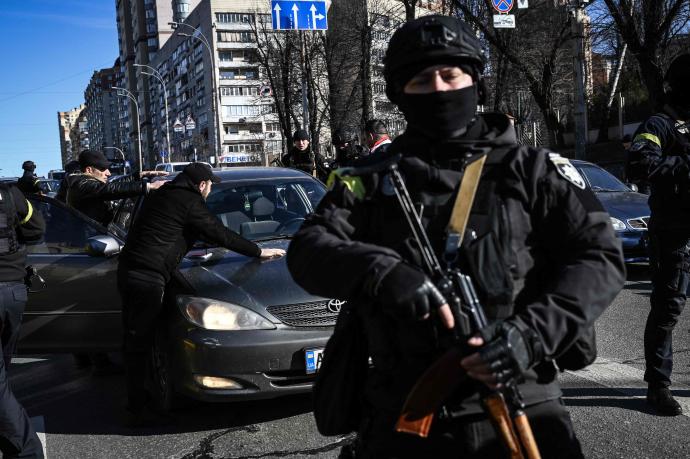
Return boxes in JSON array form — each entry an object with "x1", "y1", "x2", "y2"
[
  {"x1": 376, "y1": 263, "x2": 447, "y2": 322},
  {"x1": 477, "y1": 320, "x2": 543, "y2": 385}
]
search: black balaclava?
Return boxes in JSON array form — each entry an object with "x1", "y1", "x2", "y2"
[
  {"x1": 665, "y1": 54, "x2": 690, "y2": 120},
  {"x1": 398, "y1": 83, "x2": 479, "y2": 140}
]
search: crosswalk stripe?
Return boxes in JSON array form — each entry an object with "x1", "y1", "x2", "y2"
[
  {"x1": 567, "y1": 357, "x2": 690, "y2": 416},
  {"x1": 30, "y1": 416, "x2": 47, "y2": 459},
  {"x1": 11, "y1": 357, "x2": 49, "y2": 365}
]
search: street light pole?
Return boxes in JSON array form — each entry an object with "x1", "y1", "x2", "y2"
[
  {"x1": 112, "y1": 86, "x2": 142, "y2": 171},
  {"x1": 103, "y1": 146, "x2": 126, "y2": 162},
  {"x1": 171, "y1": 21, "x2": 222, "y2": 160},
  {"x1": 134, "y1": 63, "x2": 171, "y2": 164}
]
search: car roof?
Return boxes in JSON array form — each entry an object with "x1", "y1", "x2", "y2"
[
  {"x1": 156, "y1": 167, "x2": 315, "y2": 182},
  {"x1": 570, "y1": 159, "x2": 596, "y2": 167}
]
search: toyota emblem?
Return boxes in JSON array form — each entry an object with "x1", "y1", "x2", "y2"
[{"x1": 327, "y1": 299, "x2": 346, "y2": 313}]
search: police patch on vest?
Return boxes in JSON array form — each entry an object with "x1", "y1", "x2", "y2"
[{"x1": 549, "y1": 154, "x2": 586, "y2": 190}]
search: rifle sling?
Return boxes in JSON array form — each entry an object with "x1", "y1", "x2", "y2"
[{"x1": 446, "y1": 154, "x2": 487, "y2": 247}]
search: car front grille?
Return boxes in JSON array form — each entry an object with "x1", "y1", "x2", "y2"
[
  {"x1": 267, "y1": 300, "x2": 338, "y2": 327},
  {"x1": 627, "y1": 216, "x2": 650, "y2": 230}
]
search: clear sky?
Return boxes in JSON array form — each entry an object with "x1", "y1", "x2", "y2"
[{"x1": 0, "y1": 0, "x2": 119, "y2": 178}]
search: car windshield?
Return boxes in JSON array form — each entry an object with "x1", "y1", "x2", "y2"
[
  {"x1": 205, "y1": 178, "x2": 326, "y2": 241},
  {"x1": 577, "y1": 165, "x2": 630, "y2": 192},
  {"x1": 39, "y1": 180, "x2": 60, "y2": 192}
]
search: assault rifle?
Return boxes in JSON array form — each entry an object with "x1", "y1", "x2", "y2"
[{"x1": 386, "y1": 160, "x2": 541, "y2": 459}]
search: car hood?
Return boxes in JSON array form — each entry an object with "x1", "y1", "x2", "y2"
[
  {"x1": 177, "y1": 239, "x2": 324, "y2": 322},
  {"x1": 596, "y1": 191, "x2": 650, "y2": 218}
]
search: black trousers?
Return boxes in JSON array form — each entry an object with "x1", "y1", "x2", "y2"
[
  {"x1": 353, "y1": 398, "x2": 583, "y2": 459},
  {"x1": 118, "y1": 270, "x2": 165, "y2": 412},
  {"x1": 0, "y1": 282, "x2": 43, "y2": 459},
  {"x1": 645, "y1": 227, "x2": 690, "y2": 386}
]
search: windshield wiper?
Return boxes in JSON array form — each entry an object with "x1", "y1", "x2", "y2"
[{"x1": 254, "y1": 233, "x2": 293, "y2": 242}]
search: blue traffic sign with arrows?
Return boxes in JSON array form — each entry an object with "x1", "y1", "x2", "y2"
[{"x1": 271, "y1": 1, "x2": 328, "y2": 31}]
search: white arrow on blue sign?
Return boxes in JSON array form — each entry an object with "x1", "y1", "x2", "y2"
[{"x1": 272, "y1": 1, "x2": 328, "y2": 31}]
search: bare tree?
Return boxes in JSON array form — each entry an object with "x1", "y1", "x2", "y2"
[
  {"x1": 601, "y1": 0, "x2": 690, "y2": 110},
  {"x1": 456, "y1": 0, "x2": 575, "y2": 147}
]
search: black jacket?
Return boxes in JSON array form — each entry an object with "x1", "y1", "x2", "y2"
[
  {"x1": 627, "y1": 105, "x2": 690, "y2": 229},
  {"x1": 288, "y1": 113, "x2": 625, "y2": 417},
  {"x1": 17, "y1": 171, "x2": 40, "y2": 195},
  {"x1": 120, "y1": 173, "x2": 261, "y2": 283},
  {"x1": 282, "y1": 147, "x2": 314, "y2": 174},
  {"x1": 66, "y1": 173, "x2": 147, "y2": 226},
  {"x1": 0, "y1": 184, "x2": 45, "y2": 282}
]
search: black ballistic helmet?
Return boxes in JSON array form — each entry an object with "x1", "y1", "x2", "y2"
[
  {"x1": 384, "y1": 15, "x2": 485, "y2": 104},
  {"x1": 332, "y1": 127, "x2": 357, "y2": 146},
  {"x1": 22, "y1": 160, "x2": 36, "y2": 172}
]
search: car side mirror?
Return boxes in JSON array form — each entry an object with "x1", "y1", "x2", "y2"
[
  {"x1": 86, "y1": 235, "x2": 122, "y2": 258},
  {"x1": 627, "y1": 183, "x2": 639, "y2": 193}
]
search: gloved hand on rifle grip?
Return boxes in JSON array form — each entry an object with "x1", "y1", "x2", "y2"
[
  {"x1": 376, "y1": 262, "x2": 447, "y2": 323},
  {"x1": 462, "y1": 320, "x2": 543, "y2": 388}
]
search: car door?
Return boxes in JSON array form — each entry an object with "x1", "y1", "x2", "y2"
[{"x1": 17, "y1": 196, "x2": 123, "y2": 353}]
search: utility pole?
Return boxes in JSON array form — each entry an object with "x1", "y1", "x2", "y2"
[
  {"x1": 569, "y1": 0, "x2": 589, "y2": 160},
  {"x1": 299, "y1": 31, "x2": 310, "y2": 132}
]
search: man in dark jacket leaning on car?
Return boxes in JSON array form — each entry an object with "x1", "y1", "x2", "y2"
[
  {"x1": 118, "y1": 162, "x2": 284, "y2": 426},
  {"x1": 66, "y1": 150, "x2": 166, "y2": 226}
]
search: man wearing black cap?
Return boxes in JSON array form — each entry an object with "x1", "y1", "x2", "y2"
[
  {"x1": 66, "y1": 150, "x2": 166, "y2": 226},
  {"x1": 281, "y1": 129, "x2": 315, "y2": 175},
  {"x1": 287, "y1": 15, "x2": 624, "y2": 457},
  {"x1": 118, "y1": 162, "x2": 284, "y2": 426},
  {"x1": 17, "y1": 161, "x2": 41, "y2": 195},
  {"x1": 627, "y1": 53, "x2": 690, "y2": 415}
]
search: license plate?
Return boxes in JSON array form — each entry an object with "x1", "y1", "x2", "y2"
[{"x1": 305, "y1": 348, "x2": 324, "y2": 374}]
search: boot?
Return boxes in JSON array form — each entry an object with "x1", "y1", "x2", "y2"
[{"x1": 647, "y1": 385, "x2": 683, "y2": 416}]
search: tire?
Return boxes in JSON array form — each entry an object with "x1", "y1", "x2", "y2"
[{"x1": 149, "y1": 328, "x2": 187, "y2": 413}]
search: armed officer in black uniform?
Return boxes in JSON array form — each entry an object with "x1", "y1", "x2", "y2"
[
  {"x1": 16, "y1": 161, "x2": 40, "y2": 195},
  {"x1": 332, "y1": 127, "x2": 369, "y2": 168},
  {"x1": 287, "y1": 16, "x2": 625, "y2": 457},
  {"x1": 281, "y1": 130, "x2": 315, "y2": 175},
  {"x1": 627, "y1": 53, "x2": 690, "y2": 416},
  {"x1": 0, "y1": 182, "x2": 45, "y2": 459}
]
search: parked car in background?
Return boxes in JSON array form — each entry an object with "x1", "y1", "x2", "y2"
[
  {"x1": 572, "y1": 160, "x2": 650, "y2": 263},
  {"x1": 154, "y1": 161, "x2": 212, "y2": 174},
  {"x1": 48, "y1": 170, "x2": 65, "y2": 181},
  {"x1": 37, "y1": 179, "x2": 60, "y2": 198},
  {"x1": 18, "y1": 167, "x2": 334, "y2": 411}
]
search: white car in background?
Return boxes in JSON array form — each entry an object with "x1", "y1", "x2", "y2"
[{"x1": 154, "y1": 161, "x2": 212, "y2": 173}]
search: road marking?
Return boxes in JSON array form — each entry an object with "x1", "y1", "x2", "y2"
[
  {"x1": 11, "y1": 357, "x2": 48, "y2": 365},
  {"x1": 567, "y1": 357, "x2": 690, "y2": 416},
  {"x1": 30, "y1": 416, "x2": 47, "y2": 458}
]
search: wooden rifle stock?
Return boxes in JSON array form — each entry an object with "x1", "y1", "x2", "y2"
[
  {"x1": 483, "y1": 393, "x2": 524, "y2": 459},
  {"x1": 514, "y1": 409, "x2": 541, "y2": 459}
]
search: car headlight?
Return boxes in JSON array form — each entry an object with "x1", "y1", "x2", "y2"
[
  {"x1": 177, "y1": 296, "x2": 276, "y2": 331},
  {"x1": 610, "y1": 217, "x2": 626, "y2": 231}
]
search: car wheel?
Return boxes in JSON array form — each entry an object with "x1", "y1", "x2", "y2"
[{"x1": 149, "y1": 328, "x2": 186, "y2": 413}]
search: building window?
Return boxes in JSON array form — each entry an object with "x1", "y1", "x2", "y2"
[
  {"x1": 265, "y1": 122, "x2": 281, "y2": 132},
  {"x1": 216, "y1": 13, "x2": 253, "y2": 24},
  {"x1": 220, "y1": 86, "x2": 259, "y2": 96},
  {"x1": 226, "y1": 143, "x2": 262, "y2": 153},
  {"x1": 217, "y1": 31, "x2": 255, "y2": 43},
  {"x1": 219, "y1": 68, "x2": 259, "y2": 80},
  {"x1": 222, "y1": 105, "x2": 261, "y2": 117}
]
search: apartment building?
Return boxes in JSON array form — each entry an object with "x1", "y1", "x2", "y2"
[
  {"x1": 115, "y1": 0, "x2": 201, "y2": 168},
  {"x1": 57, "y1": 104, "x2": 86, "y2": 166},
  {"x1": 69, "y1": 110, "x2": 90, "y2": 161},
  {"x1": 147, "y1": 0, "x2": 284, "y2": 167},
  {"x1": 84, "y1": 63, "x2": 128, "y2": 159}
]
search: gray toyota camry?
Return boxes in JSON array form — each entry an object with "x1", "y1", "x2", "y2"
[{"x1": 18, "y1": 167, "x2": 335, "y2": 409}]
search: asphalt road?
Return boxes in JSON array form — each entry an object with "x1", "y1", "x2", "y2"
[{"x1": 7, "y1": 263, "x2": 690, "y2": 459}]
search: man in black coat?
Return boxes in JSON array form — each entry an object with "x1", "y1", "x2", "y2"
[
  {"x1": 0, "y1": 183, "x2": 45, "y2": 459},
  {"x1": 287, "y1": 15, "x2": 625, "y2": 458},
  {"x1": 281, "y1": 130, "x2": 315, "y2": 175},
  {"x1": 66, "y1": 150, "x2": 166, "y2": 226},
  {"x1": 627, "y1": 53, "x2": 690, "y2": 415},
  {"x1": 118, "y1": 162, "x2": 284, "y2": 425}
]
